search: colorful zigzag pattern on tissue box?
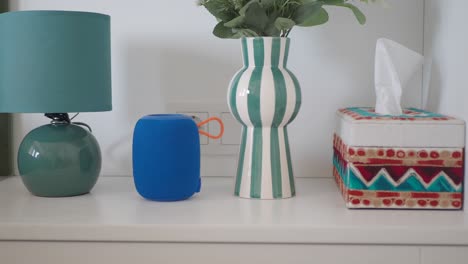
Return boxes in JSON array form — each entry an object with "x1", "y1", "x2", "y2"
[
  {"x1": 333, "y1": 134, "x2": 464, "y2": 209},
  {"x1": 339, "y1": 107, "x2": 454, "y2": 121}
]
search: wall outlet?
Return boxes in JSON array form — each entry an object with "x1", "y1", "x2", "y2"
[
  {"x1": 176, "y1": 112, "x2": 209, "y2": 145},
  {"x1": 169, "y1": 102, "x2": 241, "y2": 156}
]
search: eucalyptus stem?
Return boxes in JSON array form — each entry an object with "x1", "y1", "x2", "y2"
[{"x1": 199, "y1": 0, "x2": 370, "y2": 39}]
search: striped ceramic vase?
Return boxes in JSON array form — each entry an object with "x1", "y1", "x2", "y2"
[{"x1": 228, "y1": 37, "x2": 301, "y2": 199}]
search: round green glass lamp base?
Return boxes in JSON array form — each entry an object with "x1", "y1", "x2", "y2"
[{"x1": 18, "y1": 123, "x2": 102, "y2": 197}]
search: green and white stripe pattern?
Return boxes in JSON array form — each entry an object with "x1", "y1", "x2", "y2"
[{"x1": 228, "y1": 37, "x2": 301, "y2": 199}]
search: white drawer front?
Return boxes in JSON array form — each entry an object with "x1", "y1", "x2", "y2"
[
  {"x1": 421, "y1": 247, "x2": 468, "y2": 264},
  {"x1": 0, "y1": 242, "x2": 419, "y2": 264}
]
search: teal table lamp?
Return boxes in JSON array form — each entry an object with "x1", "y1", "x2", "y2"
[{"x1": 0, "y1": 11, "x2": 112, "y2": 197}]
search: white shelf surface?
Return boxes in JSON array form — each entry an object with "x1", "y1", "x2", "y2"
[{"x1": 0, "y1": 176, "x2": 467, "y2": 245}]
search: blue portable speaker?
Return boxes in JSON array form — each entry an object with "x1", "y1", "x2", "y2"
[{"x1": 132, "y1": 114, "x2": 201, "y2": 201}]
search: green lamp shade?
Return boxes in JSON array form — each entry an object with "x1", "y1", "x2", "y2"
[{"x1": 0, "y1": 11, "x2": 112, "y2": 113}]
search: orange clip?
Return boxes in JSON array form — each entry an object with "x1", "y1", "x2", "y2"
[{"x1": 197, "y1": 117, "x2": 224, "y2": 140}]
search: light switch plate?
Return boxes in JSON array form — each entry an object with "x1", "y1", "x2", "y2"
[{"x1": 219, "y1": 112, "x2": 241, "y2": 145}]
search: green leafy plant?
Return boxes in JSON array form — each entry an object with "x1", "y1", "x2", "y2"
[{"x1": 198, "y1": 0, "x2": 375, "y2": 38}]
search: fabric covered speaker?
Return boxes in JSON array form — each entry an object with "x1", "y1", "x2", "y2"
[{"x1": 133, "y1": 114, "x2": 201, "y2": 201}]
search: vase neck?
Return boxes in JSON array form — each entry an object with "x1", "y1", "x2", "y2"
[{"x1": 241, "y1": 37, "x2": 290, "y2": 68}]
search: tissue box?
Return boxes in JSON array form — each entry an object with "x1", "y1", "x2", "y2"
[{"x1": 333, "y1": 107, "x2": 465, "y2": 209}]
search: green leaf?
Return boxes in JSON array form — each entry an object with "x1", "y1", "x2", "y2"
[
  {"x1": 264, "y1": 25, "x2": 281, "y2": 36},
  {"x1": 264, "y1": 10, "x2": 281, "y2": 36},
  {"x1": 321, "y1": 0, "x2": 344, "y2": 4},
  {"x1": 293, "y1": 1, "x2": 323, "y2": 25},
  {"x1": 243, "y1": 2, "x2": 269, "y2": 32},
  {"x1": 274, "y1": 17, "x2": 296, "y2": 31},
  {"x1": 239, "y1": 0, "x2": 259, "y2": 16},
  {"x1": 201, "y1": 0, "x2": 237, "y2": 22},
  {"x1": 224, "y1": 16, "x2": 245, "y2": 28},
  {"x1": 267, "y1": 9, "x2": 280, "y2": 25},
  {"x1": 213, "y1": 21, "x2": 236, "y2": 38},
  {"x1": 259, "y1": 0, "x2": 276, "y2": 8},
  {"x1": 331, "y1": 3, "x2": 366, "y2": 24},
  {"x1": 233, "y1": 28, "x2": 260, "y2": 38},
  {"x1": 295, "y1": 6, "x2": 329, "y2": 27}
]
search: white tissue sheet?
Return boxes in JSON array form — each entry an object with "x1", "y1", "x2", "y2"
[{"x1": 374, "y1": 38, "x2": 424, "y2": 115}]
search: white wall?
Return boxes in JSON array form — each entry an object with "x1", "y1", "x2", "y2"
[
  {"x1": 424, "y1": 0, "x2": 468, "y2": 120},
  {"x1": 10, "y1": 0, "x2": 424, "y2": 177},
  {"x1": 424, "y1": 0, "x2": 468, "y2": 206}
]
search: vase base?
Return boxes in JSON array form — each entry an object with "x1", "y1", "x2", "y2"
[
  {"x1": 235, "y1": 193, "x2": 296, "y2": 200},
  {"x1": 234, "y1": 126, "x2": 296, "y2": 200}
]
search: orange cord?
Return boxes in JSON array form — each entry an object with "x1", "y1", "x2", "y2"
[{"x1": 197, "y1": 117, "x2": 224, "y2": 139}]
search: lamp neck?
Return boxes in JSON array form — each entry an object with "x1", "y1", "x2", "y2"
[
  {"x1": 44, "y1": 113, "x2": 92, "y2": 132},
  {"x1": 45, "y1": 113, "x2": 71, "y2": 124}
]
